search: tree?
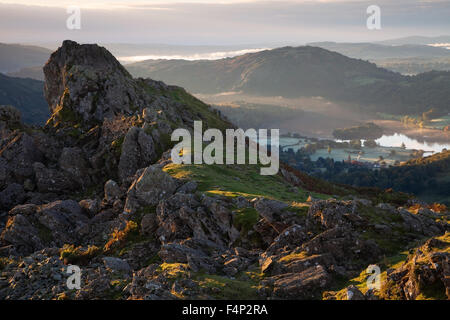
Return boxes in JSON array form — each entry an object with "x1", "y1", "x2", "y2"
[
  {"x1": 350, "y1": 139, "x2": 362, "y2": 149},
  {"x1": 364, "y1": 139, "x2": 377, "y2": 148}
]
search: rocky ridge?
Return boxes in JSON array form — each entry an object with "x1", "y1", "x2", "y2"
[{"x1": 0, "y1": 41, "x2": 449, "y2": 300}]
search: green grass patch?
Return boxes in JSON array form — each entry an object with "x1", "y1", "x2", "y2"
[
  {"x1": 194, "y1": 270, "x2": 263, "y2": 300},
  {"x1": 164, "y1": 163, "x2": 318, "y2": 203},
  {"x1": 233, "y1": 207, "x2": 259, "y2": 233}
]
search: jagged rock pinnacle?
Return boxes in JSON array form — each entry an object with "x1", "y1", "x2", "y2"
[{"x1": 43, "y1": 40, "x2": 139, "y2": 124}]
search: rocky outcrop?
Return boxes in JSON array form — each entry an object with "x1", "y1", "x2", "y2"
[
  {"x1": 0, "y1": 105, "x2": 22, "y2": 133},
  {"x1": 44, "y1": 40, "x2": 135, "y2": 122},
  {"x1": 381, "y1": 235, "x2": 450, "y2": 300},
  {"x1": 118, "y1": 127, "x2": 157, "y2": 182},
  {"x1": 124, "y1": 165, "x2": 178, "y2": 214},
  {"x1": 1, "y1": 200, "x2": 88, "y2": 255},
  {"x1": 0, "y1": 40, "x2": 448, "y2": 301},
  {"x1": 0, "y1": 131, "x2": 43, "y2": 189}
]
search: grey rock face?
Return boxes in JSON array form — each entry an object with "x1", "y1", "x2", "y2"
[
  {"x1": 124, "y1": 165, "x2": 177, "y2": 214},
  {"x1": 140, "y1": 213, "x2": 158, "y2": 236},
  {"x1": 79, "y1": 199, "x2": 100, "y2": 216},
  {"x1": 104, "y1": 179, "x2": 122, "y2": 202},
  {"x1": 254, "y1": 198, "x2": 300, "y2": 233},
  {"x1": 1, "y1": 200, "x2": 88, "y2": 255},
  {"x1": 0, "y1": 132, "x2": 43, "y2": 188},
  {"x1": 346, "y1": 285, "x2": 366, "y2": 300},
  {"x1": 33, "y1": 162, "x2": 78, "y2": 193},
  {"x1": 0, "y1": 105, "x2": 21, "y2": 130},
  {"x1": 103, "y1": 257, "x2": 131, "y2": 273},
  {"x1": 58, "y1": 147, "x2": 91, "y2": 186},
  {"x1": 44, "y1": 40, "x2": 136, "y2": 122},
  {"x1": 118, "y1": 127, "x2": 156, "y2": 182},
  {"x1": 0, "y1": 183, "x2": 26, "y2": 210},
  {"x1": 265, "y1": 265, "x2": 331, "y2": 299}
]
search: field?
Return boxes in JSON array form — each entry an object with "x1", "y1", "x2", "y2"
[{"x1": 280, "y1": 137, "x2": 416, "y2": 165}]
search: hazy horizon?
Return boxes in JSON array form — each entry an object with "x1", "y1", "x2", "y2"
[{"x1": 1, "y1": 0, "x2": 450, "y2": 46}]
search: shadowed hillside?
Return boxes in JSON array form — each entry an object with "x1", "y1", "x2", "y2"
[{"x1": 0, "y1": 73, "x2": 49, "y2": 124}]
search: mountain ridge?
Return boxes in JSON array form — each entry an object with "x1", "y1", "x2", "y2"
[
  {"x1": 0, "y1": 41, "x2": 448, "y2": 301},
  {"x1": 126, "y1": 45, "x2": 450, "y2": 115}
]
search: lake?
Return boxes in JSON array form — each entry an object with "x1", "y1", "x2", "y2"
[{"x1": 375, "y1": 133, "x2": 450, "y2": 155}]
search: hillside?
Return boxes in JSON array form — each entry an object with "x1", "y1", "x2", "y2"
[
  {"x1": 0, "y1": 73, "x2": 49, "y2": 124},
  {"x1": 7, "y1": 66, "x2": 44, "y2": 81},
  {"x1": 0, "y1": 43, "x2": 51, "y2": 73},
  {"x1": 378, "y1": 35, "x2": 450, "y2": 46},
  {"x1": 315, "y1": 150, "x2": 450, "y2": 205},
  {"x1": 126, "y1": 46, "x2": 450, "y2": 116},
  {"x1": 0, "y1": 41, "x2": 448, "y2": 301},
  {"x1": 308, "y1": 42, "x2": 450, "y2": 75}
]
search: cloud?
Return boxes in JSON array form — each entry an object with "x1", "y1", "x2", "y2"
[
  {"x1": 117, "y1": 48, "x2": 271, "y2": 63},
  {"x1": 0, "y1": 0, "x2": 449, "y2": 45}
]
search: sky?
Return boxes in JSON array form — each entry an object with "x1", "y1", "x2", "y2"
[{"x1": 1, "y1": 0, "x2": 450, "y2": 46}]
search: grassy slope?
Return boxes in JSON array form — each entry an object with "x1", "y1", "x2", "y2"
[{"x1": 164, "y1": 163, "x2": 327, "y2": 202}]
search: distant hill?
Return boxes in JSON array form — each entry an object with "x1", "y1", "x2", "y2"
[
  {"x1": 0, "y1": 43, "x2": 51, "y2": 73},
  {"x1": 7, "y1": 66, "x2": 44, "y2": 81},
  {"x1": 307, "y1": 42, "x2": 450, "y2": 60},
  {"x1": 308, "y1": 42, "x2": 450, "y2": 75},
  {"x1": 377, "y1": 35, "x2": 450, "y2": 46},
  {"x1": 0, "y1": 73, "x2": 48, "y2": 124},
  {"x1": 126, "y1": 46, "x2": 450, "y2": 115}
]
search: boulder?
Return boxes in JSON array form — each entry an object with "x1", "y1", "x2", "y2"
[
  {"x1": 79, "y1": 199, "x2": 100, "y2": 216},
  {"x1": 33, "y1": 162, "x2": 78, "y2": 193},
  {"x1": 267, "y1": 265, "x2": 331, "y2": 299},
  {"x1": 0, "y1": 105, "x2": 21, "y2": 130},
  {"x1": 254, "y1": 199, "x2": 297, "y2": 233},
  {"x1": 124, "y1": 165, "x2": 177, "y2": 214},
  {"x1": 104, "y1": 179, "x2": 122, "y2": 202},
  {"x1": 58, "y1": 147, "x2": 91, "y2": 186},
  {"x1": 0, "y1": 133, "x2": 43, "y2": 187},
  {"x1": 0, "y1": 183, "x2": 26, "y2": 210},
  {"x1": 1, "y1": 200, "x2": 88, "y2": 255},
  {"x1": 103, "y1": 257, "x2": 131, "y2": 273},
  {"x1": 140, "y1": 213, "x2": 158, "y2": 236},
  {"x1": 118, "y1": 127, "x2": 157, "y2": 182},
  {"x1": 346, "y1": 285, "x2": 366, "y2": 300}
]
